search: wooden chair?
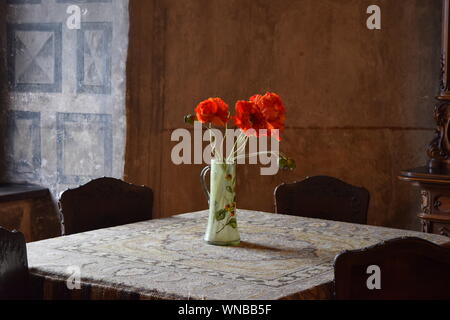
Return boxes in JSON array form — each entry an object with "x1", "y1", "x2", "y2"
[
  {"x1": 274, "y1": 176, "x2": 369, "y2": 224},
  {"x1": 59, "y1": 177, "x2": 153, "y2": 235},
  {"x1": 0, "y1": 227, "x2": 29, "y2": 300},
  {"x1": 334, "y1": 237, "x2": 450, "y2": 300}
]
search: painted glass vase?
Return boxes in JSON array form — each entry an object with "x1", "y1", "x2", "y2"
[{"x1": 201, "y1": 160, "x2": 240, "y2": 246}]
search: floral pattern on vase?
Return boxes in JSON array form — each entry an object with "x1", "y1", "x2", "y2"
[{"x1": 202, "y1": 160, "x2": 240, "y2": 246}]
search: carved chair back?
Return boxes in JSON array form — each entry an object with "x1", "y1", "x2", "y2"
[
  {"x1": 274, "y1": 176, "x2": 369, "y2": 224},
  {"x1": 334, "y1": 237, "x2": 450, "y2": 300},
  {"x1": 0, "y1": 227, "x2": 29, "y2": 300},
  {"x1": 59, "y1": 177, "x2": 153, "y2": 235}
]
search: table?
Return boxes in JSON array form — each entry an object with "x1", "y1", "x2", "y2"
[{"x1": 27, "y1": 210, "x2": 450, "y2": 300}]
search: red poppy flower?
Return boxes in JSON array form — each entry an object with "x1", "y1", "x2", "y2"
[
  {"x1": 234, "y1": 93, "x2": 286, "y2": 140},
  {"x1": 233, "y1": 100, "x2": 268, "y2": 137},
  {"x1": 250, "y1": 92, "x2": 286, "y2": 139},
  {"x1": 195, "y1": 98, "x2": 229, "y2": 126}
]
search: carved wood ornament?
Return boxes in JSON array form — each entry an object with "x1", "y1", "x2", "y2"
[
  {"x1": 399, "y1": 0, "x2": 450, "y2": 237},
  {"x1": 420, "y1": 190, "x2": 431, "y2": 214},
  {"x1": 429, "y1": 0, "x2": 450, "y2": 169}
]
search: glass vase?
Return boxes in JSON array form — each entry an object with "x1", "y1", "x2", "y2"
[{"x1": 201, "y1": 160, "x2": 240, "y2": 246}]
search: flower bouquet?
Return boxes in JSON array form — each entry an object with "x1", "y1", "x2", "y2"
[{"x1": 185, "y1": 92, "x2": 295, "y2": 246}]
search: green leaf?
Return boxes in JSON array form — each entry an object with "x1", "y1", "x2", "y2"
[
  {"x1": 215, "y1": 209, "x2": 227, "y2": 221},
  {"x1": 279, "y1": 157, "x2": 296, "y2": 171},
  {"x1": 287, "y1": 158, "x2": 297, "y2": 170},
  {"x1": 278, "y1": 157, "x2": 288, "y2": 169},
  {"x1": 226, "y1": 186, "x2": 233, "y2": 193},
  {"x1": 227, "y1": 218, "x2": 238, "y2": 229},
  {"x1": 184, "y1": 114, "x2": 196, "y2": 125}
]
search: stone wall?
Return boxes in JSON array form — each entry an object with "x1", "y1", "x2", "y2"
[
  {"x1": 0, "y1": 0, "x2": 129, "y2": 199},
  {"x1": 126, "y1": 0, "x2": 442, "y2": 231},
  {"x1": 0, "y1": 0, "x2": 443, "y2": 232}
]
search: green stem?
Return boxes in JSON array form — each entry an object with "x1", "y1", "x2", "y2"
[
  {"x1": 233, "y1": 135, "x2": 249, "y2": 159},
  {"x1": 226, "y1": 132, "x2": 246, "y2": 162},
  {"x1": 232, "y1": 150, "x2": 281, "y2": 162},
  {"x1": 216, "y1": 217, "x2": 231, "y2": 234}
]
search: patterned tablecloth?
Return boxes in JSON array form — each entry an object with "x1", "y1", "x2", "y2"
[{"x1": 27, "y1": 210, "x2": 450, "y2": 300}]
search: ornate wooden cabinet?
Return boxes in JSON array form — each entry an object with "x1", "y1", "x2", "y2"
[
  {"x1": 399, "y1": 0, "x2": 450, "y2": 236},
  {"x1": 400, "y1": 168, "x2": 450, "y2": 236}
]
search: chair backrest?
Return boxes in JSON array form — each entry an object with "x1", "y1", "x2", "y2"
[
  {"x1": 334, "y1": 237, "x2": 450, "y2": 300},
  {"x1": 274, "y1": 176, "x2": 369, "y2": 224},
  {"x1": 59, "y1": 177, "x2": 153, "y2": 235},
  {"x1": 0, "y1": 227, "x2": 29, "y2": 300}
]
